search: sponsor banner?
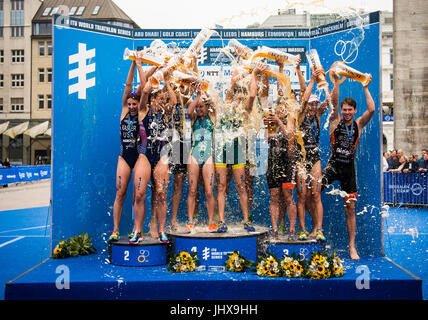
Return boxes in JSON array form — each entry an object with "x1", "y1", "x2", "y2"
[
  {"x1": 383, "y1": 172, "x2": 428, "y2": 204},
  {"x1": 0, "y1": 165, "x2": 51, "y2": 184}
]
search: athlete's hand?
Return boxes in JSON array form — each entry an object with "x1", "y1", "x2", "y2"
[{"x1": 363, "y1": 74, "x2": 372, "y2": 88}]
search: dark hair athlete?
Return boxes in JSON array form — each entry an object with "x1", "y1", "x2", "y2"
[{"x1": 322, "y1": 71, "x2": 374, "y2": 260}]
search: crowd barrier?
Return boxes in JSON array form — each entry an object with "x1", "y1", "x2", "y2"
[
  {"x1": 0, "y1": 165, "x2": 51, "y2": 185},
  {"x1": 383, "y1": 172, "x2": 427, "y2": 205}
]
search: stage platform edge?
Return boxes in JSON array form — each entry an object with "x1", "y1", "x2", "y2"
[{"x1": 4, "y1": 252, "x2": 422, "y2": 300}]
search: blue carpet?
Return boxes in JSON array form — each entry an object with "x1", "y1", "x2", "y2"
[
  {"x1": 0, "y1": 206, "x2": 51, "y2": 300},
  {"x1": 2, "y1": 205, "x2": 426, "y2": 300},
  {"x1": 4, "y1": 251, "x2": 421, "y2": 300},
  {"x1": 383, "y1": 206, "x2": 428, "y2": 300}
]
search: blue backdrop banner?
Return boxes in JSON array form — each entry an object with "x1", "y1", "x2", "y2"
[{"x1": 52, "y1": 12, "x2": 382, "y2": 257}]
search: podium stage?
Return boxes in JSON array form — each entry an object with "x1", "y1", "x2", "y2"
[{"x1": 5, "y1": 249, "x2": 421, "y2": 300}]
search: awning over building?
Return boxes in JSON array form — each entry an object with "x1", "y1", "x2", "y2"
[
  {"x1": 3, "y1": 121, "x2": 29, "y2": 139},
  {"x1": 24, "y1": 121, "x2": 50, "y2": 138},
  {"x1": 0, "y1": 121, "x2": 9, "y2": 135},
  {"x1": 44, "y1": 128, "x2": 52, "y2": 136}
]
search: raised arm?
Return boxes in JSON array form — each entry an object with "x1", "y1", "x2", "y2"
[
  {"x1": 225, "y1": 69, "x2": 250, "y2": 103},
  {"x1": 248, "y1": 63, "x2": 265, "y2": 112},
  {"x1": 329, "y1": 70, "x2": 341, "y2": 131},
  {"x1": 122, "y1": 61, "x2": 136, "y2": 109},
  {"x1": 187, "y1": 87, "x2": 201, "y2": 122},
  {"x1": 295, "y1": 55, "x2": 307, "y2": 95},
  {"x1": 163, "y1": 70, "x2": 177, "y2": 114},
  {"x1": 356, "y1": 75, "x2": 375, "y2": 131},
  {"x1": 296, "y1": 69, "x2": 317, "y2": 124}
]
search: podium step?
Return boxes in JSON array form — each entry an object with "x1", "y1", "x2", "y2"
[{"x1": 108, "y1": 236, "x2": 167, "y2": 267}]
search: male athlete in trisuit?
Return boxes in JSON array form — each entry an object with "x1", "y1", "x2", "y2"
[{"x1": 322, "y1": 71, "x2": 374, "y2": 260}]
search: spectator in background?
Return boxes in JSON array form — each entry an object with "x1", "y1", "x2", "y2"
[
  {"x1": 402, "y1": 154, "x2": 419, "y2": 173},
  {"x1": 419, "y1": 153, "x2": 428, "y2": 172},
  {"x1": 417, "y1": 149, "x2": 427, "y2": 164},
  {"x1": 383, "y1": 152, "x2": 389, "y2": 172},
  {"x1": 3, "y1": 157, "x2": 11, "y2": 168},
  {"x1": 387, "y1": 150, "x2": 400, "y2": 171},
  {"x1": 389, "y1": 155, "x2": 407, "y2": 173}
]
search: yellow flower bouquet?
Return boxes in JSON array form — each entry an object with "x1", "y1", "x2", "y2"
[
  {"x1": 305, "y1": 251, "x2": 342, "y2": 279},
  {"x1": 167, "y1": 251, "x2": 200, "y2": 273},
  {"x1": 255, "y1": 255, "x2": 281, "y2": 277},
  {"x1": 280, "y1": 253, "x2": 305, "y2": 278},
  {"x1": 224, "y1": 251, "x2": 253, "y2": 272}
]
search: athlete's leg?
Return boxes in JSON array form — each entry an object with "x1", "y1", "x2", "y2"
[
  {"x1": 233, "y1": 166, "x2": 250, "y2": 223},
  {"x1": 215, "y1": 165, "x2": 228, "y2": 222},
  {"x1": 309, "y1": 160, "x2": 324, "y2": 235},
  {"x1": 132, "y1": 154, "x2": 151, "y2": 234},
  {"x1": 344, "y1": 194, "x2": 359, "y2": 259},
  {"x1": 153, "y1": 156, "x2": 170, "y2": 234},
  {"x1": 112, "y1": 157, "x2": 132, "y2": 232},
  {"x1": 296, "y1": 163, "x2": 307, "y2": 232},
  {"x1": 202, "y1": 157, "x2": 216, "y2": 224},
  {"x1": 170, "y1": 172, "x2": 185, "y2": 230},
  {"x1": 282, "y1": 184, "x2": 297, "y2": 236},
  {"x1": 187, "y1": 156, "x2": 200, "y2": 223},
  {"x1": 269, "y1": 187, "x2": 281, "y2": 232}
]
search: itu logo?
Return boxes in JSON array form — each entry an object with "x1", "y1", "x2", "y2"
[
  {"x1": 411, "y1": 183, "x2": 423, "y2": 196},
  {"x1": 68, "y1": 43, "x2": 96, "y2": 99}
]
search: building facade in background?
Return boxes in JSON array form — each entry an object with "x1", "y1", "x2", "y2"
[
  {"x1": 0, "y1": 0, "x2": 138, "y2": 165},
  {"x1": 0, "y1": 0, "x2": 41, "y2": 164},
  {"x1": 393, "y1": 0, "x2": 428, "y2": 155}
]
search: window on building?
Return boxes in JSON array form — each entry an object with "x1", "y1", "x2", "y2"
[
  {"x1": 38, "y1": 68, "x2": 44, "y2": 82},
  {"x1": 69, "y1": 6, "x2": 77, "y2": 15},
  {"x1": 0, "y1": 98, "x2": 3, "y2": 112},
  {"x1": 390, "y1": 48, "x2": 393, "y2": 64},
  {"x1": 11, "y1": 49, "x2": 24, "y2": 63},
  {"x1": 390, "y1": 73, "x2": 394, "y2": 90},
  {"x1": 10, "y1": 0, "x2": 24, "y2": 38},
  {"x1": 0, "y1": 1, "x2": 4, "y2": 38},
  {"x1": 47, "y1": 68, "x2": 52, "y2": 82},
  {"x1": 92, "y1": 5, "x2": 100, "y2": 15},
  {"x1": 0, "y1": 49, "x2": 3, "y2": 63},
  {"x1": 42, "y1": 7, "x2": 51, "y2": 16},
  {"x1": 47, "y1": 95, "x2": 52, "y2": 109},
  {"x1": 11, "y1": 26, "x2": 24, "y2": 37},
  {"x1": 76, "y1": 6, "x2": 85, "y2": 16},
  {"x1": 47, "y1": 41, "x2": 52, "y2": 56},
  {"x1": 33, "y1": 22, "x2": 51, "y2": 36},
  {"x1": 0, "y1": 73, "x2": 3, "y2": 87},
  {"x1": 11, "y1": 0, "x2": 24, "y2": 11},
  {"x1": 50, "y1": 7, "x2": 59, "y2": 16},
  {"x1": 39, "y1": 41, "x2": 45, "y2": 56},
  {"x1": 11, "y1": 74, "x2": 24, "y2": 87},
  {"x1": 38, "y1": 95, "x2": 44, "y2": 109},
  {"x1": 11, "y1": 97, "x2": 24, "y2": 112}
]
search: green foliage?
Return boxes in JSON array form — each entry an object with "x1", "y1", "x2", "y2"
[{"x1": 52, "y1": 233, "x2": 96, "y2": 259}]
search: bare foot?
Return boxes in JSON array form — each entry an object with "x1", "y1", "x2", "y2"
[{"x1": 349, "y1": 247, "x2": 360, "y2": 260}]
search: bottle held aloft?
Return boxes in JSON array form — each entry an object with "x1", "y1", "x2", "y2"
[
  {"x1": 306, "y1": 49, "x2": 328, "y2": 88},
  {"x1": 329, "y1": 60, "x2": 372, "y2": 86},
  {"x1": 251, "y1": 46, "x2": 299, "y2": 65}
]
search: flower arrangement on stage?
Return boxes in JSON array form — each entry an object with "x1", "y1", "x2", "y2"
[
  {"x1": 280, "y1": 253, "x2": 305, "y2": 278},
  {"x1": 305, "y1": 252, "x2": 332, "y2": 279},
  {"x1": 255, "y1": 251, "x2": 344, "y2": 279},
  {"x1": 52, "y1": 232, "x2": 96, "y2": 259},
  {"x1": 304, "y1": 251, "x2": 344, "y2": 279},
  {"x1": 255, "y1": 255, "x2": 281, "y2": 277},
  {"x1": 225, "y1": 251, "x2": 253, "y2": 272},
  {"x1": 167, "y1": 251, "x2": 200, "y2": 273},
  {"x1": 330, "y1": 251, "x2": 344, "y2": 278}
]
